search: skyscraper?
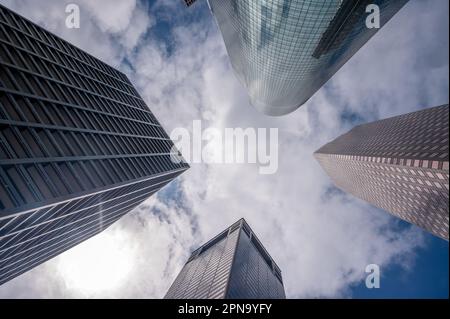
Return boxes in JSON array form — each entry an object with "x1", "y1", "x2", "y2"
[
  {"x1": 315, "y1": 105, "x2": 449, "y2": 240},
  {"x1": 0, "y1": 4, "x2": 188, "y2": 285},
  {"x1": 204, "y1": 0, "x2": 408, "y2": 115},
  {"x1": 164, "y1": 218, "x2": 286, "y2": 299}
]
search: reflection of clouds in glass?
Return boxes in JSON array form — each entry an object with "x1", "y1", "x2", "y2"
[
  {"x1": 208, "y1": 0, "x2": 408, "y2": 115},
  {"x1": 0, "y1": 0, "x2": 447, "y2": 298}
]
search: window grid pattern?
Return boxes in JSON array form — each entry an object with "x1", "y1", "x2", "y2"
[
  {"x1": 164, "y1": 219, "x2": 286, "y2": 299},
  {"x1": 0, "y1": 4, "x2": 189, "y2": 285},
  {"x1": 207, "y1": 0, "x2": 408, "y2": 115},
  {"x1": 165, "y1": 228, "x2": 239, "y2": 299},
  {"x1": 226, "y1": 227, "x2": 285, "y2": 299},
  {"x1": 315, "y1": 105, "x2": 449, "y2": 240}
]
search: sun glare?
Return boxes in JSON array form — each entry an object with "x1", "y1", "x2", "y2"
[{"x1": 56, "y1": 229, "x2": 135, "y2": 295}]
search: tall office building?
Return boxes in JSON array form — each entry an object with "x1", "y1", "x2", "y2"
[
  {"x1": 203, "y1": 0, "x2": 408, "y2": 115},
  {"x1": 0, "y1": 4, "x2": 188, "y2": 285},
  {"x1": 165, "y1": 219, "x2": 286, "y2": 299},
  {"x1": 315, "y1": 105, "x2": 449, "y2": 240}
]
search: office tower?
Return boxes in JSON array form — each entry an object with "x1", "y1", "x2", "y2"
[
  {"x1": 165, "y1": 218, "x2": 286, "y2": 299},
  {"x1": 315, "y1": 105, "x2": 449, "y2": 240},
  {"x1": 0, "y1": 4, "x2": 189, "y2": 285},
  {"x1": 204, "y1": 0, "x2": 408, "y2": 115}
]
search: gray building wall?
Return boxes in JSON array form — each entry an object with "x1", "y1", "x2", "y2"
[
  {"x1": 165, "y1": 219, "x2": 286, "y2": 299},
  {"x1": 315, "y1": 105, "x2": 449, "y2": 240}
]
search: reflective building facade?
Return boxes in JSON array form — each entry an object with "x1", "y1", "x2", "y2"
[
  {"x1": 206, "y1": 0, "x2": 409, "y2": 115},
  {"x1": 0, "y1": 4, "x2": 188, "y2": 285},
  {"x1": 164, "y1": 219, "x2": 286, "y2": 299},
  {"x1": 315, "y1": 105, "x2": 449, "y2": 240}
]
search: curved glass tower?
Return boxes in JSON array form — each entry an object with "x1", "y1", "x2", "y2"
[{"x1": 207, "y1": 0, "x2": 409, "y2": 116}]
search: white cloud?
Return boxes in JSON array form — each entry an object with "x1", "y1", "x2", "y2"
[
  {"x1": 0, "y1": 0, "x2": 447, "y2": 298},
  {"x1": 77, "y1": 0, "x2": 138, "y2": 34},
  {"x1": 0, "y1": 0, "x2": 155, "y2": 64}
]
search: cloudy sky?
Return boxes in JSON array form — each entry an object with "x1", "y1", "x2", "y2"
[{"x1": 0, "y1": 0, "x2": 448, "y2": 298}]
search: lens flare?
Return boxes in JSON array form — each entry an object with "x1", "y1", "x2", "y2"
[{"x1": 56, "y1": 229, "x2": 134, "y2": 295}]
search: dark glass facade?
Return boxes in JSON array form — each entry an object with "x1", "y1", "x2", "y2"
[
  {"x1": 315, "y1": 105, "x2": 449, "y2": 240},
  {"x1": 206, "y1": 0, "x2": 408, "y2": 116},
  {"x1": 164, "y1": 219, "x2": 286, "y2": 299},
  {"x1": 183, "y1": 0, "x2": 198, "y2": 7},
  {"x1": 0, "y1": 4, "x2": 189, "y2": 285}
]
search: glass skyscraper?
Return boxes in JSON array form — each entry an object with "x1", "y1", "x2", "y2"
[
  {"x1": 164, "y1": 218, "x2": 286, "y2": 299},
  {"x1": 315, "y1": 105, "x2": 449, "y2": 240},
  {"x1": 0, "y1": 4, "x2": 188, "y2": 285},
  {"x1": 205, "y1": 0, "x2": 409, "y2": 116}
]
